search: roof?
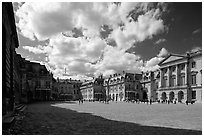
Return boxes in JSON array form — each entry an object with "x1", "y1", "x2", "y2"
[{"x1": 158, "y1": 54, "x2": 186, "y2": 66}]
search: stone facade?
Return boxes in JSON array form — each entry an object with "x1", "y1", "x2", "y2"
[
  {"x1": 80, "y1": 76, "x2": 104, "y2": 101},
  {"x1": 103, "y1": 72, "x2": 142, "y2": 101},
  {"x1": 21, "y1": 60, "x2": 53, "y2": 102},
  {"x1": 57, "y1": 79, "x2": 82, "y2": 100},
  {"x1": 157, "y1": 50, "x2": 202, "y2": 103},
  {"x1": 2, "y1": 2, "x2": 20, "y2": 116},
  {"x1": 141, "y1": 70, "x2": 160, "y2": 102}
]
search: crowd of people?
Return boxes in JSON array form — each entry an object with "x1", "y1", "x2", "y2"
[{"x1": 78, "y1": 97, "x2": 195, "y2": 105}]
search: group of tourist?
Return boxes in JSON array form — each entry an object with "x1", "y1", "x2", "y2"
[{"x1": 78, "y1": 98, "x2": 195, "y2": 105}]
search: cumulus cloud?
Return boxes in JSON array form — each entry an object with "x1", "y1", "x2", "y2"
[
  {"x1": 16, "y1": 2, "x2": 115, "y2": 40},
  {"x1": 157, "y1": 47, "x2": 169, "y2": 57},
  {"x1": 189, "y1": 46, "x2": 202, "y2": 53},
  {"x1": 142, "y1": 48, "x2": 168, "y2": 72},
  {"x1": 94, "y1": 46, "x2": 143, "y2": 77},
  {"x1": 15, "y1": 2, "x2": 169, "y2": 79},
  {"x1": 23, "y1": 45, "x2": 51, "y2": 54}
]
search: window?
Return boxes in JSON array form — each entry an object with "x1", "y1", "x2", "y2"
[
  {"x1": 172, "y1": 66, "x2": 176, "y2": 72},
  {"x1": 156, "y1": 82, "x2": 158, "y2": 89},
  {"x1": 46, "y1": 81, "x2": 50, "y2": 88},
  {"x1": 191, "y1": 74, "x2": 196, "y2": 85},
  {"x1": 192, "y1": 62, "x2": 196, "y2": 68},
  {"x1": 192, "y1": 90, "x2": 196, "y2": 99},
  {"x1": 171, "y1": 76, "x2": 176, "y2": 87},
  {"x1": 180, "y1": 75, "x2": 185, "y2": 86},
  {"x1": 163, "y1": 76, "x2": 167, "y2": 87},
  {"x1": 136, "y1": 85, "x2": 139, "y2": 89},
  {"x1": 164, "y1": 68, "x2": 167, "y2": 74},
  {"x1": 181, "y1": 64, "x2": 185, "y2": 70}
]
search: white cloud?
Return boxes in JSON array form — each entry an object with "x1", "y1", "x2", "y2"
[
  {"x1": 142, "y1": 47, "x2": 168, "y2": 72},
  {"x1": 110, "y1": 6, "x2": 166, "y2": 51},
  {"x1": 157, "y1": 47, "x2": 168, "y2": 57},
  {"x1": 189, "y1": 46, "x2": 202, "y2": 53},
  {"x1": 16, "y1": 3, "x2": 115, "y2": 40},
  {"x1": 94, "y1": 46, "x2": 143, "y2": 77},
  {"x1": 23, "y1": 45, "x2": 51, "y2": 54},
  {"x1": 154, "y1": 38, "x2": 167, "y2": 45},
  {"x1": 16, "y1": 2, "x2": 168, "y2": 79}
]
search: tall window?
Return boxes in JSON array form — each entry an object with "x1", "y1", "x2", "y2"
[
  {"x1": 172, "y1": 66, "x2": 176, "y2": 72},
  {"x1": 163, "y1": 76, "x2": 167, "y2": 87},
  {"x1": 171, "y1": 75, "x2": 176, "y2": 87},
  {"x1": 180, "y1": 75, "x2": 185, "y2": 86},
  {"x1": 156, "y1": 82, "x2": 158, "y2": 89},
  {"x1": 191, "y1": 74, "x2": 196, "y2": 85},
  {"x1": 192, "y1": 62, "x2": 196, "y2": 68},
  {"x1": 46, "y1": 81, "x2": 50, "y2": 88},
  {"x1": 181, "y1": 64, "x2": 185, "y2": 70},
  {"x1": 192, "y1": 90, "x2": 196, "y2": 99},
  {"x1": 164, "y1": 68, "x2": 167, "y2": 74}
]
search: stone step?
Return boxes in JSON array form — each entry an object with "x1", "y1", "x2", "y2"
[
  {"x1": 15, "y1": 104, "x2": 26, "y2": 113},
  {"x1": 2, "y1": 116, "x2": 15, "y2": 130}
]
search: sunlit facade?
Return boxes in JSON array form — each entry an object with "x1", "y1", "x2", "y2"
[
  {"x1": 103, "y1": 72, "x2": 142, "y2": 101},
  {"x1": 157, "y1": 50, "x2": 202, "y2": 103}
]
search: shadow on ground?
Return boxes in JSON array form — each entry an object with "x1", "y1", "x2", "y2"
[{"x1": 8, "y1": 102, "x2": 202, "y2": 135}]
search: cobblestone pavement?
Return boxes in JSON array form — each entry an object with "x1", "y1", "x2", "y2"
[{"x1": 7, "y1": 101, "x2": 202, "y2": 135}]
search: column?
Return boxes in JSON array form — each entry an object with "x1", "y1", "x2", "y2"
[
  {"x1": 200, "y1": 70, "x2": 202, "y2": 86},
  {"x1": 176, "y1": 65, "x2": 179, "y2": 86},
  {"x1": 185, "y1": 63, "x2": 188, "y2": 85},
  {"x1": 159, "y1": 69, "x2": 163, "y2": 88},
  {"x1": 167, "y1": 67, "x2": 170, "y2": 87}
]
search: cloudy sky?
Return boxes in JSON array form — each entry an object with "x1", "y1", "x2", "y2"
[{"x1": 13, "y1": 2, "x2": 202, "y2": 80}]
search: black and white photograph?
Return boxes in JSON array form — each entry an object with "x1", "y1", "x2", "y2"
[{"x1": 2, "y1": 1, "x2": 202, "y2": 135}]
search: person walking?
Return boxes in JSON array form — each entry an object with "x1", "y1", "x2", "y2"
[{"x1": 186, "y1": 100, "x2": 188, "y2": 105}]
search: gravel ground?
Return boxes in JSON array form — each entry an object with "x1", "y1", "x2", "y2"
[{"x1": 7, "y1": 101, "x2": 202, "y2": 135}]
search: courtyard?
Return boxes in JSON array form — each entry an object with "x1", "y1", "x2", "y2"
[{"x1": 9, "y1": 101, "x2": 202, "y2": 135}]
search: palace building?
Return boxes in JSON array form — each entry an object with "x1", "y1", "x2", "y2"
[
  {"x1": 2, "y1": 2, "x2": 20, "y2": 115},
  {"x1": 80, "y1": 76, "x2": 104, "y2": 101},
  {"x1": 57, "y1": 78, "x2": 82, "y2": 101},
  {"x1": 103, "y1": 72, "x2": 142, "y2": 101},
  {"x1": 157, "y1": 50, "x2": 202, "y2": 103},
  {"x1": 140, "y1": 70, "x2": 160, "y2": 102}
]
